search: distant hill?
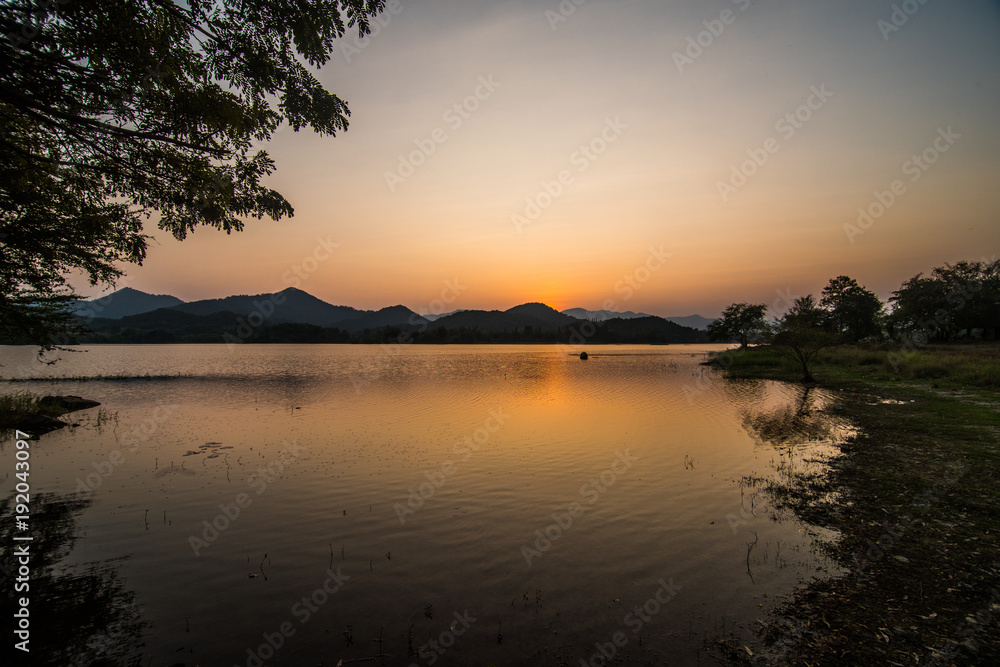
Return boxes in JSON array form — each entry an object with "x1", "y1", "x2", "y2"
[
  {"x1": 562, "y1": 307, "x2": 655, "y2": 321},
  {"x1": 563, "y1": 308, "x2": 714, "y2": 331},
  {"x1": 664, "y1": 315, "x2": 714, "y2": 331},
  {"x1": 171, "y1": 287, "x2": 365, "y2": 327},
  {"x1": 61, "y1": 288, "x2": 712, "y2": 345},
  {"x1": 84, "y1": 309, "x2": 255, "y2": 343},
  {"x1": 74, "y1": 287, "x2": 184, "y2": 319},
  {"x1": 433, "y1": 303, "x2": 580, "y2": 333},
  {"x1": 73, "y1": 302, "x2": 707, "y2": 345},
  {"x1": 594, "y1": 316, "x2": 709, "y2": 343},
  {"x1": 422, "y1": 309, "x2": 466, "y2": 322},
  {"x1": 78, "y1": 303, "x2": 429, "y2": 344},
  {"x1": 506, "y1": 303, "x2": 581, "y2": 327},
  {"x1": 336, "y1": 306, "x2": 430, "y2": 333}
]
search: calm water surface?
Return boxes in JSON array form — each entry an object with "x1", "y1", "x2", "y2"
[{"x1": 0, "y1": 344, "x2": 850, "y2": 665}]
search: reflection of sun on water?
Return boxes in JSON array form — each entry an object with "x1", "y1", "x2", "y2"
[{"x1": 0, "y1": 344, "x2": 847, "y2": 666}]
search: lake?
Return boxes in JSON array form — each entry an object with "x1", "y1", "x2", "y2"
[{"x1": 0, "y1": 344, "x2": 850, "y2": 665}]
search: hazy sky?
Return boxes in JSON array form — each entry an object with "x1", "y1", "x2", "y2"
[{"x1": 108, "y1": 0, "x2": 1000, "y2": 317}]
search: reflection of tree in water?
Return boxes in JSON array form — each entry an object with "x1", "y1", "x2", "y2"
[
  {"x1": 0, "y1": 492, "x2": 145, "y2": 666},
  {"x1": 738, "y1": 386, "x2": 849, "y2": 520},
  {"x1": 740, "y1": 386, "x2": 838, "y2": 448}
]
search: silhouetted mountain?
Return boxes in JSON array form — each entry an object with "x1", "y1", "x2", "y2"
[
  {"x1": 505, "y1": 303, "x2": 581, "y2": 327},
  {"x1": 422, "y1": 309, "x2": 466, "y2": 321},
  {"x1": 563, "y1": 308, "x2": 714, "y2": 331},
  {"x1": 171, "y1": 287, "x2": 364, "y2": 327},
  {"x1": 84, "y1": 309, "x2": 253, "y2": 343},
  {"x1": 74, "y1": 287, "x2": 184, "y2": 319},
  {"x1": 73, "y1": 303, "x2": 707, "y2": 345},
  {"x1": 337, "y1": 306, "x2": 430, "y2": 333},
  {"x1": 664, "y1": 315, "x2": 715, "y2": 331},
  {"x1": 62, "y1": 287, "x2": 710, "y2": 345},
  {"x1": 595, "y1": 316, "x2": 710, "y2": 343},
  {"x1": 562, "y1": 307, "x2": 654, "y2": 321},
  {"x1": 433, "y1": 303, "x2": 579, "y2": 333}
]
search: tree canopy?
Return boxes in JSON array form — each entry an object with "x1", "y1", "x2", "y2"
[
  {"x1": 888, "y1": 260, "x2": 1000, "y2": 341},
  {"x1": 707, "y1": 302, "x2": 768, "y2": 348},
  {"x1": 819, "y1": 275, "x2": 883, "y2": 342},
  {"x1": 770, "y1": 294, "x2": 841, "y2": 383},
  {"x1": 1, "y1": 0, "x2": 386, "y2": 348}
]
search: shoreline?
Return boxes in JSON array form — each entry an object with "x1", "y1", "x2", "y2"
[{"x1": 707, "y1": 344, "x2": 1000, "y2": 664}]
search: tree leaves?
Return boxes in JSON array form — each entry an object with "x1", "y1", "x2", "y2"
[{"x1": 1, "y1": 0, "x2": 386, "y2": 346}]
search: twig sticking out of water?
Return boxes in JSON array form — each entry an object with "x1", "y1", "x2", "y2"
[{"x1": 746, "y1": 531, "x2": 759, "y2": 583}]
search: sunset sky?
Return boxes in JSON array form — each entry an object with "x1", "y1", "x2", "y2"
[{"x1": 106, "y1": 0, "x2": 1000, "y2": 318}]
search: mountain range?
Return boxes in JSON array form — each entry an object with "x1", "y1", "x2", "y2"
[
  {"x1": 75, "y1": 288, "x2": 713, "y2": 329},
  {"x1": 563, "y1": 308, "x2": 713, "y2": 330},
  {"x1": 65, "y1": 287, "x2": 713, "y2": 344}
]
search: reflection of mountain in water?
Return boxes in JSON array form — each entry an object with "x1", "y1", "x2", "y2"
[{"x1": 0, "y1": 493, "x2": 145, "y2": 666}]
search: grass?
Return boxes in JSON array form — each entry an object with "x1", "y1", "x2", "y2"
[
  {"x1": 712, "y1": 341, "x2": 1000, "y2": 389},
  {"x1": 0, "y1": 390, "x2": 65, "y2": 430},
  {"x1": 707, "y1": 342, "x2": 1000, "y2": 664}
]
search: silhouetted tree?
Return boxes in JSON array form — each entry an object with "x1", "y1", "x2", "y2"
[
  {"x1": 770, "y1": 295, "x2": 840, "y2": 383},
  {"x1": 1, "y1": 0, "x2": 386, "y2": 348},
  {"x1": 888, "y1": 260, "x2": 1000, "y2": 341},
  {"x1": 819, "y1": 275, "x2": 883, "y2": 342},
  {"x1": 707, "y1": 302, "x2": 768, "y2": 348}
]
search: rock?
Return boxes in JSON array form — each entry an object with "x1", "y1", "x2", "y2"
[
  {"x1": 15, "y1": 414, "x2": 68, "y2": 436},
  {"x1": 580, "y1": 352, "x2": 589, "y2": 360},
  {"x1": 38, "y1": 395, "x2": 101, "y2": 414}
]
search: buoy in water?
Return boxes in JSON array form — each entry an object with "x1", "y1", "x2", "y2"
[{"x1": 580, "y1": 352, "x2": 588, "y2": 360}]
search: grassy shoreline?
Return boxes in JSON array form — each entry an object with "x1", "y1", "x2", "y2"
[{"x1": 707, "y1": 343, "x2": 1000, "y2": 665}]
